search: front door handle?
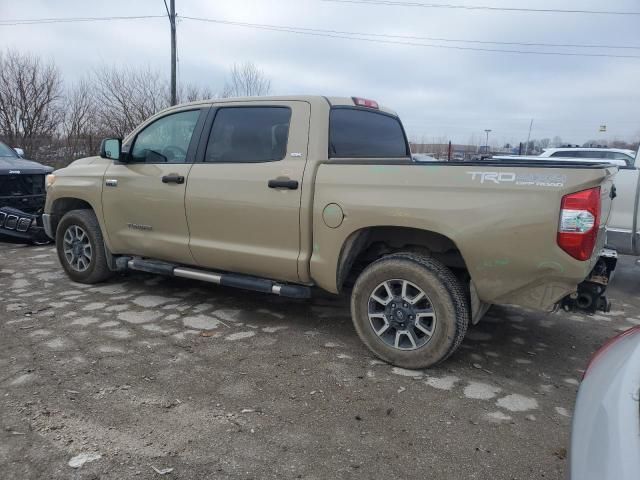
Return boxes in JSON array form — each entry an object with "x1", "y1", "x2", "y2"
[
  {"x1": 162, "y1": 174, "x2": 185, "y2": 184},
  {"x1": 268, "y1": 178, "x2": 299, "y2": 190}
]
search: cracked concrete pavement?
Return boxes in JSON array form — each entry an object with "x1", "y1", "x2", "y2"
[{"x1": 1, "y1": 242, "x2": 638, "y2": 479}]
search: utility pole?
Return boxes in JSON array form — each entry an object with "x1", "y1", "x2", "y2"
[
  {"x1": 168, "y1": 0, "x2": 177, "y2": 106},
  {"x1": 484, "y1": 129, "x2": 492, "y2": 154}
]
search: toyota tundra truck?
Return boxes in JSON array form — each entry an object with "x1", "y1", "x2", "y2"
[{"x1": 42, "y1": 95, "x2": 617, "y2": 368}]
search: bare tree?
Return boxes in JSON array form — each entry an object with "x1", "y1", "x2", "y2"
[
  {"x1": 178, "y1": 83, "x2": 214, "y2": 103},
  {"x1": 63, "y1": 78, "x2": 98, "y2": 159},
  {"x1": 538, "y1": 138, "x2": 551, "y2": 149},
  {"x1": 92, "y1": 66, "x2": 170, "y2": 138},
  {"x1": 0, "y1": 49, "x2": 63, "y2": 155},
  {"x1": 0, "y1": 51, "x2": 275, "y2": 166},
  {"x1": 221, "y1": 62, "x2": 271, "y2": 98}
]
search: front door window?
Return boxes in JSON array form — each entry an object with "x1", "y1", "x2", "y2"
[{"x1": 130, "y1": 110, "x2": 201, "y2": 163}]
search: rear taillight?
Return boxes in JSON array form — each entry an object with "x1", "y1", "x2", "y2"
[
  {"x1": 557, "y1": 187, "x2": 601, "y2": 261},
  {"x1": 352, "y1": 97, "x2": 379, "y2": 109},
  {"x1": 583, "y1": 325, "x2": 640, "y2": 379}
]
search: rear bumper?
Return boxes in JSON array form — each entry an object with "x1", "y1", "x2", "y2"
[{"x1": 0, "y1": 207, "x2": 49, "y2": 244}]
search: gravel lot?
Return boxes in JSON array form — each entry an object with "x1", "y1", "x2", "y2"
[{"x1": 1, "y1": 242, "x2": 638, "y2": 479}]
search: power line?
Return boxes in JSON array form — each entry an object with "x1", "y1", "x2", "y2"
[
  {"x1": 181, "y1": 16, "x2": 640, "y2": 59},
  {"x1": 185, "y1": 18, "x2": 639, "y2": 51},
  {"x1": 0, "y1": 15, "x2": 165, "y2": 26},
  {"x1": 2, "y1": 13, "x2": 639, "y2": 57},
  {"x1": 322, "y1": 0, "x2": 640, "y2": 16}
]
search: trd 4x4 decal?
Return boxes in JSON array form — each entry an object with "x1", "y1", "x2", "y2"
[{"x1": 466, "y1": 171, "x2": 566, "y2": 187}]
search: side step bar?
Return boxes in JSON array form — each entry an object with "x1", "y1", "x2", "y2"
[{"x1": 119, "y1": 257, "x2": 311, "y2": 299}]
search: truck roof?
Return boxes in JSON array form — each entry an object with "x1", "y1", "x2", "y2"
[{"x1": 162, "y1": 95, "x2": 399, "y2": 117}]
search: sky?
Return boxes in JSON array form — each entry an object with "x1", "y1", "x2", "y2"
[{"x1": 1, "y1": 0, "x2": 639, "y2": 146}]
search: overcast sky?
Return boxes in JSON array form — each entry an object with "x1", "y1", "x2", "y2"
[{"x1": 2, "y1": 0, "x2": 639, "y2": 146}]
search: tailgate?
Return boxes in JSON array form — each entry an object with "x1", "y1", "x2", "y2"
[
  {"x1": 577, "y1": 166, "x2": 616, "y2": 263},
  {"x1": 599, "y1": 175, "x2": 615, "y2": 238}
]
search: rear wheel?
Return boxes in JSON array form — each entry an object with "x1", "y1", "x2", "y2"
[
  {"x1": 55, "y1": 209, "x2": 114, "y2": 284},
  {"x1": 351, "y1": 253, "x2": 469, "y2": 369}
]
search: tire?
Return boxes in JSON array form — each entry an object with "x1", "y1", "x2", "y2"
[
  {"x1": 351, "y1": 252, "x2": 469, "y2": 369},
  {"x1": 55, "y1": 209, "x2": 114, "y2": 284}
]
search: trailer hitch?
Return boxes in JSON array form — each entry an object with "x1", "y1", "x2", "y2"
[{"x1": 561, "y1": 248, "x2": 617, "y2": 314}]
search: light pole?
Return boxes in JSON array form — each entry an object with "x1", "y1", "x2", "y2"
[{"x1": 484, "y1": 129, "x2": 492, "y2": 154}]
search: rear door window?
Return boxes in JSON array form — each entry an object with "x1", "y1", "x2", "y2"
[
  {"x1": 329, "y1": 108, "x2": 408, "y2": 158},
  {"x1": 204, "y1": 107, "x2": 292, "y2": 163}
]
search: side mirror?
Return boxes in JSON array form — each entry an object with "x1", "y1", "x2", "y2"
[
  {"x1": 13, "y1": 147, "x2": 24, "y2": 158},
  {"x1": 100, "y1": 138, "x2": 122, "y2": 161}
]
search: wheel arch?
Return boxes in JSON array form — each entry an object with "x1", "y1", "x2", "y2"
[
  {"x1": 50, "y1": 197, "x2": 95, "y2": 235},
  {"x1": 336, "y1": 226, "x2": 469, "y2": 293}
]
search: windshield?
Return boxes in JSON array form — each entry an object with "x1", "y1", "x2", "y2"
[{"x1": 0, "y1": 142, "x2": 17, "y2": 158}]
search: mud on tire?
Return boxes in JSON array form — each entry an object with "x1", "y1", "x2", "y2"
[{"x1": 351, "y1": 252, "x2": 469, "y2": 369}]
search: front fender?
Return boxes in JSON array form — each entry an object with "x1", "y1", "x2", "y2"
[{"x1": 45, "y1": 156, "x2": 111, "y2": 247}]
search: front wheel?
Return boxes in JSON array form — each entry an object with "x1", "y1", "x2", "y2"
[
  {"x1": 55, "y1": 209, "x2": 114, "y2": 284},
  {"x1": 351, "y1": 253, "x2": 469, "y2": 369}
]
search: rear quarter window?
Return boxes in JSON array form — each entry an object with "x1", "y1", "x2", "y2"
[{"x1": 329, "y1": 108, "x2": 408, "y2": 158}]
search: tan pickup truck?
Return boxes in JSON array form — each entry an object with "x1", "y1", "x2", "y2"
[{"x1": 42, "y1": 95, "x2": 618, "y2": 368}]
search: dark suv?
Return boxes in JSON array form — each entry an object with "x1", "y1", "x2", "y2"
[{"x1": 0, "y1": 141, "x2": 52, "y2": 244}]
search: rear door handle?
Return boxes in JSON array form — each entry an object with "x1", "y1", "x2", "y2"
[
  {"x1": 268, "y1": 178, "x2": 299, "y2": 190},
  {"x1": 162, "y1": 174, "x2": 185, "y2": 184}
]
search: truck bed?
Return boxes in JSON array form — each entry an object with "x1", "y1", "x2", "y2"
[{"x1": 310, "y1": 159, "x2": 617, "y2": 311}]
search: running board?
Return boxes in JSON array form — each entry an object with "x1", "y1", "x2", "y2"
[{"x1": 121, "y1": 257, "x2": 311, "y2": 299}]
